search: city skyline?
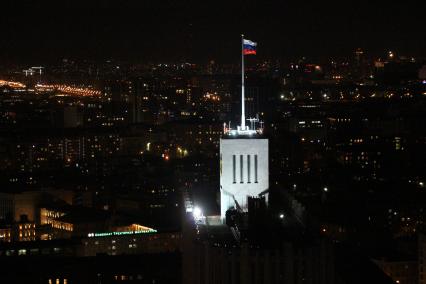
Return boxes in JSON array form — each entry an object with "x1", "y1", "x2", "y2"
[{"x1": 1, "y1": 2, "x2": 426, "y2": 283}]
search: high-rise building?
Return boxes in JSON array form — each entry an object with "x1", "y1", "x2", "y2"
[
  {"x1": 220, "y1": 135, "x2": 268, "y2": 218},
  {"x1": 220, "y1": 37, "x2": 269, "y2": 219}
]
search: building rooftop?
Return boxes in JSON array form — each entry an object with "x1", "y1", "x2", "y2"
[{"x1": 56, "y1": 207, "x2": 110, "y2": 224}]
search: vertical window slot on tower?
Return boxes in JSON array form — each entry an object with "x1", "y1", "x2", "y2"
[
  {"x1": 232, "y1": 155, "x2": 236, "y2": 183},
  {"x1": 247, "y1": 155, "x2": 251, "y2": 183},
  {"x1": 254, "y1": 154, "x2": 258, "y2": 183},
  {"x1": 240, "y1": 155, "x2": 243, "y2": 183}
]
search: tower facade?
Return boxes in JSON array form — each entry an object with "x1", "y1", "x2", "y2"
[
  {"x1": 219, "y1": 35, "x2": 269, "y2": 219},
  {"x1": 220, "y1": 137, "x2": 268, "y2": 218}
]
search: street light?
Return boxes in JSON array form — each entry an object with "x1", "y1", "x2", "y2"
[{"x1": 193, "y1": 206, "x2": 203, "y2": 219}]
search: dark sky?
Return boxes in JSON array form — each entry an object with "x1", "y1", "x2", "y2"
[{"x1": 1, "y1": 0, "x2": 425, "y2": 64}]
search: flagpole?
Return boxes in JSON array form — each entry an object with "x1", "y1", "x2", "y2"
[{"x1": 241, "y1": 34, "x2": 245, "y2": 130}]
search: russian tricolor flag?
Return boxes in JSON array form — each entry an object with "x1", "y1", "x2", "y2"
[{"x1": 243, "y1": 39, "x2": 257, "y2": 55}]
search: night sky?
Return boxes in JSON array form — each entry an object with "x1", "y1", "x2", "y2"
[{"x1": 1, "y1": 0, "x2": 425, "y2": 64}]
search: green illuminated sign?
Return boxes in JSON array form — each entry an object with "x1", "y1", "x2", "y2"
[{"x1": 87, "y1": 229, "x2": 157, "y2": 238}]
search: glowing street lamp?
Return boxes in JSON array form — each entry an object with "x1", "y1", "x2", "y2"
[{"x1": 193, "y1": 206, "x2": 203, "y2": 219}]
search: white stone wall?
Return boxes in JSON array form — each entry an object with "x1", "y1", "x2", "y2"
[{"x1": 220, "y1": 138, "x2": 269, "y2": 218}]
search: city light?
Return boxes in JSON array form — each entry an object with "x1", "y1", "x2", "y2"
[
  {"x1": 193, "y1": 206, "x2": 203, "y2": 219},
  {"x1": 87, "y1": 229, "x2": 157, "y2": 238},
  {"x1": 0, "y1": 80, "x2": 26, "y2": 89},
  {"x1": 0, "y1": 5, "x2": 424, "y2": 282}
]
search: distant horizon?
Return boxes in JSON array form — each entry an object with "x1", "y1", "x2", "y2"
[
  {"x1": 1, "y1": 1, "x2": 425, "y2": 65},
  {"x1": 1, "y1": 50, "x2": 425, "y2": 69}
]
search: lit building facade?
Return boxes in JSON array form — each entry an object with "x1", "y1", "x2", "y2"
[
  {"x1": 81, "y1": 231, "x2": 181, "y2": 256},
  {"x1": 0, "y1": 222, "x2": 36, "y2": 242},
  {"x1": 220, "y1": 137, "x2": 269, "y2": 217},
  {"x1": 0, "y1": 226, "x2": 12, "y2": 242},
  {"x1": 219, "y1": 37, "x2": 269, "y2": 219}
]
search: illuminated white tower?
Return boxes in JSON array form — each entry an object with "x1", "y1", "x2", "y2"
[{"x1": 220, "y1": 35, "x2": 269, "y2": 219}]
